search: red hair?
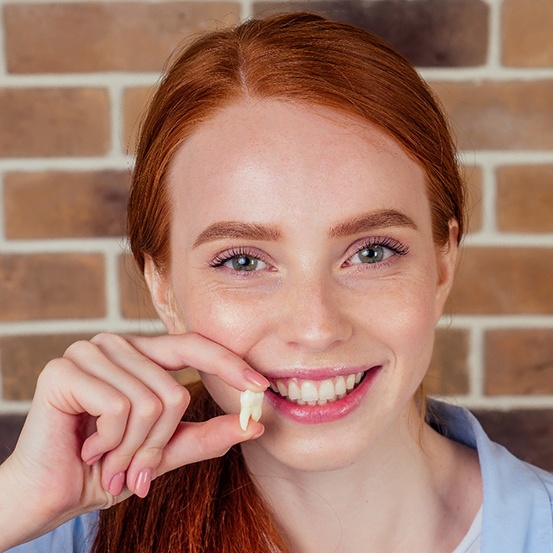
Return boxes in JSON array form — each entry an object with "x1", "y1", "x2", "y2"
[{"x1": 95, "y1": 12, "x2": 467, "y2": 552}]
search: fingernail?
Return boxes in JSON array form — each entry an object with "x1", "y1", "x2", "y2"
[
  {"x1": 85, "y1": 453, "x2": 103, "y2": 466},
  {"x1": 108, "y1": 472, "x2": 126, "y2": 497},
  {"x1": 244, "y1": 368, "x2": 270, "y2": 389},
  {"x1": 135, "y1": 468, "x2": 153, "y2": 498}
]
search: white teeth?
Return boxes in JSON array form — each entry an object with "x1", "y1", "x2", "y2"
[
  {"x1": 288, "y1": 380, "x2": 301, "y2": 400},
  {"x1": 300, "y1": 381, "x2": 318, "y2": 402},
  {"x1": 239, "y1": 390, "x2": 264, "y2": 431},
  {"x1": 271, "y1": 371, "x2": 365, "y2": 406}
]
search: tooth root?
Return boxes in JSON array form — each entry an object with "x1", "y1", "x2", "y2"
[
  {"x1": 240, "y1": 406, "x2": 252, "y2": 431},
  {"x1": 251, "y1": 403, "x2": 262, "y2": 422}
]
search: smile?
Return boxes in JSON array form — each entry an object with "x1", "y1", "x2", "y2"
[{"x1": 268, "y1": 371, "x2": 365, "y2": 406}]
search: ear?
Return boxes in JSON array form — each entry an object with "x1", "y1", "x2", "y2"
[
  {"x1": 143, "y1": 255, "x2": 184, "y2": 333},
  {"x1": 434, "y1": 219, "x2": 459, "y2": 322}
]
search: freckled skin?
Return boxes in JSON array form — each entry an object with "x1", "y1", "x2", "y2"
[{"x1": 150, "y1": 99, "x2": 457, "y2": 474}]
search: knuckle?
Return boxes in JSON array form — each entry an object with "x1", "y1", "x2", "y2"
[
  {"x1": 64, "y1": 339, "x2": 97, "y2": 359},
  {"x1": 109, "y1": 395, "x2": 131, "y2": 418},
  {"x1": 164, "y1": 383, "x2": 190, "y2": 412},
  {"x1": 137, "y1": 394, "x2": 163, "y2": 421},
  {"x1": 90, "y1": 332, "x2": 128, "y2": 350}
]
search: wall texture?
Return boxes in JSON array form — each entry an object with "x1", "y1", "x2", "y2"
[{"x1": 1, "y1": 0, "x2": 552, "y2": 469}]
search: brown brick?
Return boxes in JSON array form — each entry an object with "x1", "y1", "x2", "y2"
[
  {"x1": 0, "y1": 88, "x2": 109, "y2": 157},
  {"x1": 430, "y1": 81, "x2": 553, "y2": 150},
  {"x1": 449, "y1": 247, "x2": 553, "y2": 314},
  {"x1": 425, "y1": 328, "x2": 469, "y2": 395},
  {"x1": 502, "y1": 0, "x2": 553, "y2": 67},
  {"x1": 123, "y1": 87, "x2": 157, "y2": 155},
  {"x1": 0, "y1": 334, "x2": 93, "y2": 400},
  {"x1": 254, "y1": 0, "x2": 489, "y2": 67},
  {"x1": 0, "y1": 254, "x2": 105, "y2": 321},
  {"x1": 474, "y1": 409, "x2": 553, "y2": 471},
  {"x1": 496, "y1": 165, "x2": 553, "y2": 233},
  {"x1": 485, "y1": 329, "x2": 553, "y2": 395},
  {"x1": 119, "y1": 254, "x2": 159, "y2": 320},
  {"x1": 464, "y1": 165, "x2": 483, "y2": 234},
  {"x1": 4, "y1": 2, "x2": 240, "y2": 73},
  {"x1": 4, "y1": 171, "x2": 130, "y2": 239}
]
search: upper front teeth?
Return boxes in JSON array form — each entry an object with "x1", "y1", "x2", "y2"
[
  {"x1": 271, "y1": 372, "x2": 364, "y2": 405},
  {"x1": 239, "y1": 389, "x2": 264, "y2": 431}
]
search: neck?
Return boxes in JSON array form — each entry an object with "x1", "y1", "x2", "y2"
[{"x1": 241, "y1": 406, "x2": 481, "y2": 553}]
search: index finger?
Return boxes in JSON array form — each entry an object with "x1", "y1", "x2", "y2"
[{"x1": 122, "y1": 333, "x2": 269, "y2": 392}]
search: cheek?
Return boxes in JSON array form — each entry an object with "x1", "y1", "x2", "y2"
[{"x1": 175, "y1": 283, "x2": 267, "y2": 357}]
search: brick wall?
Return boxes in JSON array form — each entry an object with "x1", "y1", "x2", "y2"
[{"x1": 1, "y1": 0, "x2": 553, "y2": 469}]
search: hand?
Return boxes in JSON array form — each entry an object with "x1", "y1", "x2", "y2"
[{"x1": 0, "y1": 332, "x2": 268, "y2": 549}]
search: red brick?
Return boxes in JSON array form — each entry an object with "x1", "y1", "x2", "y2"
[
  {"x1": 4, "y1": 171, "x2": 129, "y2": 239},
  {"x1": 0, "y1": 254, "x2": 105, "y2": 321},
  {"x1": 485, "y1": 329, "x2": 553, "y2": 395},
  {"x1": 502, "y1": 0, "x2": 553, "y2": 67},
  {"x1": 4, "y1": 2, "x2": 240, "y2": 73},
  {"x1": 449, "y1": 247, "x2": 553, "y2": 314},
  {"x1": 254, "y1": 0, "x2": 489, "y2": 67},
  {"x1": 119, "y1": 254, "x2": 159, "y2": 320},
  {"x1": 474, "y1": 409, "x2": 553, "y2": 471},
  {"x1": 496, "y1": 165, "x2": 553, "y2": 233},
  {"x1": 0, "y1": 88, "x2": 109, "y2": 157},
  {"x1": 464, "y1": 165, "x2": 483, "y2": 234},
  {"x1": 0, "y1": 333, "x2": 93, "y2": 400},
  {"x1": 123, "y1": 87, "x2": 157, "y2": 155},
  {"x1": 425, "y1": 328, "x2": 470, "y2": 395},
  {"x1": 430, "y1": 81, "x2": 553, "y2": 150}
]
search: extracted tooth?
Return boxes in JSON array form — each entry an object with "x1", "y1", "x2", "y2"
[{"x1": 239, "y1": 390, "x2": 264, "y2": 431}]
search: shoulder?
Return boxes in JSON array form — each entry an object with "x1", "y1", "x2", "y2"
[
  {"x1": 430, "y1": 401, "x2": 553, "y2": 552},
  {"x1": 6, "y1": 512, "x2": 98, "y2": 553}
]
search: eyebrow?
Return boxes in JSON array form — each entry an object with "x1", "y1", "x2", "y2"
[
  {"x1": 328, "y1": 209, "x2": 418, "y2": 238},
  {"x1": 192, "y1": 209, "x2": 417, "y2": 248},
  {"x1": 193, "y1": 221, "x2": 282, "y2": 248}
]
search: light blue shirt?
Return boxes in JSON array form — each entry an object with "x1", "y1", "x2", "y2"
[{"x1": 8, "y1": 402, "x2": 553, "y2": 552}]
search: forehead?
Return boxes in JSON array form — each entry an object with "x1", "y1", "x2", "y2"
[{"x1": 167, "y1": 99, "x2": 430, "y2": 233}]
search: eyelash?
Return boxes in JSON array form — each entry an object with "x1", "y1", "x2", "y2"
[
  {"x1": 347, "y1": 236, "x2": 409, "y2": 262},
  {"x1": 209, "y1": 247, "x2": 270, "y2": 269},
  {"x1": 209, "y1": 237, "x2": 409, "y2": 271}
]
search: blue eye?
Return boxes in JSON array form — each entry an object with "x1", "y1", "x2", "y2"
[
  {"x1": 347, "y1": 238, "x2": 408, "y2": 266},
  {"x1": 226, "y1": 255, "x2": 267, "y2": 271},
  {"x1": 350, "y1": 245, "x2": 391, "y2": 264},
  {"x1": 210, "y1": 249, "x2": 269, "y2": 272}
]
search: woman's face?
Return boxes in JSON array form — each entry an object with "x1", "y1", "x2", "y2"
[{"x1": 150, "y1": 99, "x2": 457, "y2": 473}]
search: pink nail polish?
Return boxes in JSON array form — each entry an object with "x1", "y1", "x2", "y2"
[
  {"x1": 85, "y1": 453, "x2": 103, "y2": 466},
  {"x1": 108, "y1": 472, "x2": 126, "y2": 497},
  {"x1": 244, "y1": 368, "x2": 270, "y2": 389},
  {"x1": 135, "y1": 468, "x2": 153, "y2": 498}
]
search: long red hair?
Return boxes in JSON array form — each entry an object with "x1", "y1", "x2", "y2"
[{"x1": 94, "y1": 12, "x2": 467, "y2": 552}]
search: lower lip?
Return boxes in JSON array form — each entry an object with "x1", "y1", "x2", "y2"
[{"x1": 264, "y1": 366, "x2": 381, "y2": 424}]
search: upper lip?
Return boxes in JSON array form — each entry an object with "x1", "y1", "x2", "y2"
[{"x1": 260, "y1": 365, "x2": 378, "y2": 381}]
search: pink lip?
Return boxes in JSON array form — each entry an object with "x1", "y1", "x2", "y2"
[
  {"x1": 264, "y1": 365, "x2": 381, "y2": 424},
  {"x1": 263, "y1": 366, "x2": 369, "y2": 380}
]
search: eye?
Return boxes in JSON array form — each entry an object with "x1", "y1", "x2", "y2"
[
  {"x1": 345, "y1": 237, "x2": 409, "y2": 266},
  {"x1": 351, "y1": 245, "x2": 390, "y2": 264},
  {"x1": 210, "y1": 249, "x2": 269, "y2": 272}
]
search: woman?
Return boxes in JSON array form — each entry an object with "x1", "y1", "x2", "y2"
[{"x1": 1, "y1": 12, "x2": 552, "y2": 553}]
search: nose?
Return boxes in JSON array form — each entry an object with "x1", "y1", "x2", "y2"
[{"x1": 278, "y1": 274, "x2": 353, "y2": 352}]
